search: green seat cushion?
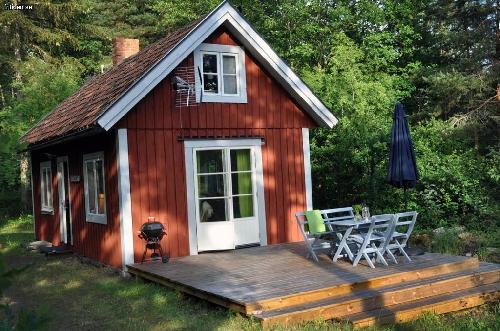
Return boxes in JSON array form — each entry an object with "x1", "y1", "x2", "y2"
[{"x1": 305, "y1": 210, "x2": 326, "y2": 234}]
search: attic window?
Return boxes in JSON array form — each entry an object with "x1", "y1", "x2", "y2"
[{"x1": 195, "y1": 43, "x2": 247, "y2": 103}]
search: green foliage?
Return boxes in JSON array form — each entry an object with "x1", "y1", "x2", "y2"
[
  {"x1": 151, "y1": 0, "x2": 220, "y2": 33},
  {"x1": 415, "y1": 226, "x2": 500, "y2": 263},
  {"x1": 0, "y1": 0, "x2": 498, "y2": 229},
  {"x1": 0, "y1": 215, "x2": 48, "y2": 331},
  {"x1": 0, "y1": 57, "x2": 83, "y2": 204},
  {"x1": 11, "y1": 57, "x2": 84, "y2": 132},
  {"x1": 299, "y1": 0, "x2": 499, "y2": 231},
  {"x1": 0, "y1": 214, "x2": 34, "y2": 254}
]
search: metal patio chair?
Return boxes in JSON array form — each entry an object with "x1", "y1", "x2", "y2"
[
  {"x1": 295, "y1": 207, "x2": 354, "y2": 262},
  {"x1": 385, "y1": 211, "x2": 418, "y2": 263},
  {"x1": 349, "y1": 214, "x2": 396, "y2": 268}
]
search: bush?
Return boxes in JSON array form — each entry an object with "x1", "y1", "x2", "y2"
[
  {"x1": 311, "y1": 118, "x2": 500, "y2": 232},
  {"x1": 0, "y1": 190, "x2": 23, "y2": 220}
]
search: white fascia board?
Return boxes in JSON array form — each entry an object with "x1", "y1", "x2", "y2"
[
  {"x1": 98, "y1": 2, "x2": 234, "y2": 130},
  {"x1": 97, "y1": 1, "x2": 337, "y2": 130},
  {"x1": 221, "y1": 8, "x2": 337, "y2": 128}
]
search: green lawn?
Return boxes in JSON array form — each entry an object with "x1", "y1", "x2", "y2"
[{"x1": 1, "y1": 215, "x2": 499, "y2": 331}]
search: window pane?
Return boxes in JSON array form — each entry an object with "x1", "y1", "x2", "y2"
[
  {"x1": 197, "y1": 174, "x2": 225, "y2": 198},
  {"x1": 196, "y1": 150, "x2": 223, "y2": 173},
  {"x1": 202, "y1": 54, "x2": 218, "y2": 73},
  {"x1": 96, "y1": 160, "x2": 105, "y2": 214},
  {"x1": 86, "y1": 161, "x2": 96, "y2": 214},
  {"x1": 47, "y1": 170, "x2": 52, "y2": 208},
  {"x1": 230, "y1": 149, "x2": 251, "y2": 171},
  {"x1": 203, "y1": 74, "x2": 218, "y2": 93},
  {"x1": 41, "y1": 169, "x2": 47, "y2": 207},
  {"x1": 223, "y1": 75, "x2": 237, "y2": 94},
  {"x1": 233, "y1": 195, "x2": 254, "y2": 218},
  {"x1": 199, "y1": 198, "x2": 227, "y2": 222},
  {"x1": 222, "y1": 55, "x2": 236, "y2": 74},
  {"x1": 231, "y1": 173, "x2": 252, "y2": 195}
]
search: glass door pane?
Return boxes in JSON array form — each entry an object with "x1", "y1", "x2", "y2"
[
  {"x1": 229, "y1": 149, "x2": 254, "y2": 219},
  {"x1": 196, "y1": 149, "x2": 228, "y2": 223}
]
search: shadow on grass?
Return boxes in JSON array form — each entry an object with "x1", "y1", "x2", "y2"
[
  {"x1": 2, "y1": 215, "x2": 499, "y2": 331},
  {"x1": 4, "y1": 256, "x2": 260, "y2": 331}
]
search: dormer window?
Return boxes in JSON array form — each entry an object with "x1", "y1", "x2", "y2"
[{"x1": 195, "y1": 43, "x2": 247, "y2": 103}]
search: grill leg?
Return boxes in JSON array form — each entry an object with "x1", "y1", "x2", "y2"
[
  {"x1": 141, "y1": 244, "x2": 148, "y2": 264},
  {"x1": 157, "y1": 244, "x2": 169, "y2": 263}
]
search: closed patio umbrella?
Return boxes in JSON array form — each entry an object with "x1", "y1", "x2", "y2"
[{"x1": 387, "y1": 102, "x2": 419, "y2": 208}]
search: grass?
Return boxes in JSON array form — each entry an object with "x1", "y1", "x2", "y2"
[
  {"x1": 411, "y1": 226, "x2": 500, "y2": 263},
  {"x1": 0, "y1": 215, "x2": 499, "y2": 331}
]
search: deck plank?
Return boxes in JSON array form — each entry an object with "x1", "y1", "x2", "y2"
[{"x1": 127, "y1": 242, "x2": 479, "y2": 312}]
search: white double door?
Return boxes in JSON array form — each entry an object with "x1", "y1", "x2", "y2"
[{"x1": 194, "y1": 146, "x2": 260, "y2": 251}]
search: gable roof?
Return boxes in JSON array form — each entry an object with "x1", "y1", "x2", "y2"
[{"x1": 22, "y1": 1, "x2": 337, "y2": 146}]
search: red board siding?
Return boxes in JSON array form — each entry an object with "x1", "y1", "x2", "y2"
[
  {"x1": 32, "y1": 133, "x2": 122, "y2": 268},
  {"x1": 119, "y1": 28, "x2": 317, "y2": 261}
]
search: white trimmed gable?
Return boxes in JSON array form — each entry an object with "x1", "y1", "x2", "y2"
[{"x1": 97, "y1": 1, "x2": 337, "y2": 130}]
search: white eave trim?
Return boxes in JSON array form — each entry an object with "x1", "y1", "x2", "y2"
[{"x1": 97, "y1": 1, "x2": 337, "y2": 131}]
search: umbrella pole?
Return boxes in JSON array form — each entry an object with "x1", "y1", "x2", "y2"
[
  {"x1": 404, "y1": 187, "x2": 411, "y2": 253},
  {"x1": 404, "y1": 187, "x2": 408, "y2": 210}
]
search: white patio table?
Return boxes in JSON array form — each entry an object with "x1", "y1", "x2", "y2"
[{"x1": 329, "y1": 218, "x2": 372, "y2": 263}]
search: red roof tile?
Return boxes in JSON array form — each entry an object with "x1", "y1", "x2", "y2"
[{"x1": 21, "y1": 18, "x2": 203, "y2": 145}]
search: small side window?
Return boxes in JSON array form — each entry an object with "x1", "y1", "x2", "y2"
[
  {"x1": 40, "y1": 161, "x2": 53, "y2": 213},
  {"x1": 83, "y1": 152, "x2": 106, "y2": 224}
]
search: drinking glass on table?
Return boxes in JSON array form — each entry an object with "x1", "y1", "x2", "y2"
[{"x1": 362, "y1": 206, "x2": 370, "y2": 220}]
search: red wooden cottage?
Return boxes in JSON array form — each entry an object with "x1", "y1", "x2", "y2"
[{"x1": 22, "y1": 1, "x2": 337, "y2": 270}]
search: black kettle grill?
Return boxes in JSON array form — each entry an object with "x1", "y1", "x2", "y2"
[{"x1": 138, "y1": 220, "x2": 169, "y2": 263}]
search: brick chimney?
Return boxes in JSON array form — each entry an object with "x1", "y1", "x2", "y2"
[{"x1": 112, "y1": 37, "x2": 140, "y2": 65}]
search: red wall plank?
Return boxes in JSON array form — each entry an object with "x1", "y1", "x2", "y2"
[
  {"x1": 119, "y1": 27, "x2": 317, "y2": 260},
  {"x1": 32, "y1": 133, "x2": 122, "y2": 268}
]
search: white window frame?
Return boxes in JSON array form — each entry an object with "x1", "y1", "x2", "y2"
[
  {"x1": 194, "y1": 43, "x2": 247, "y2": 103},
  {"x1": 83, "y1": 152, "x2": 107, "y2": 224},
  {"x1": 40, "y1": 161, "x2": 53, "y2": 213}
]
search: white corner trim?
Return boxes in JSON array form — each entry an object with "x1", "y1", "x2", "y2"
[
  {"x1": 30, "y1": 152, "x2": 36, "y2": 239},
  {"x1": 117, "y1": 129, "x2": 134, "y2": 269},
  {"x1": 97, "y1": 2, "x2": 337, "y2": 131},
  {"x1": 254, "y1": 144, "x2": 267, "y2": 246},
  {"x1": 184, "y1": 144, "x2": 198, "y2": 256},
  {"x1": 193, "y1": 43, "x2": 247, "y2": 103},
  {"x1": 302, "y1": 128, "x2": 313, "y2": 210}
]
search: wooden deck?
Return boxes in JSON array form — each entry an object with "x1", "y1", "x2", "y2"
[{"x1": 127, "y1": 243, "x2": 500, "y2": 327}]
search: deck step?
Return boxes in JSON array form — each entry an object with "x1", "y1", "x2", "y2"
[
  {"x1": 247, "y1": 256, "x2": 479, "y2": 313},
  {"x1": 345, "y1": 282, "x2": 500, "y2": 328},
  {"x1": 255, "y1": 263, "x2": 500, "y2": 327}
]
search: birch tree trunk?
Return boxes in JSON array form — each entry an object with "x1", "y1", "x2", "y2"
[{"x1": 20, "y1": 153, "x2": 31, "y2": 213}]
